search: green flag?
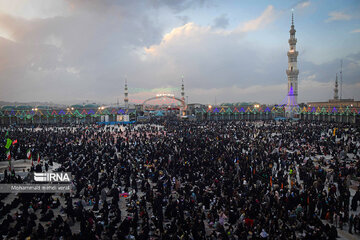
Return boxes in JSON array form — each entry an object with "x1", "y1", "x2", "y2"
[{"x1": 5, "y1": 138, "x2": 12, "y2": 149}]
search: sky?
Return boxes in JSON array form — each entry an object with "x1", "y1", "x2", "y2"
[{"x1": 0, "y1": 0, "x2": 359, "y2": 105}]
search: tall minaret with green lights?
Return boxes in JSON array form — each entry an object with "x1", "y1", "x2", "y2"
[{"x1": 286, "y1": 10, "x2": 299, "y2": 105}]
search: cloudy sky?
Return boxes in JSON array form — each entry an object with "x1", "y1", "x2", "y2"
[{"x1": 0, "y1": 0, "x2": 359, "y2": 105}]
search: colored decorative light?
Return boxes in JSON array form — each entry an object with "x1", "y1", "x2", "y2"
[{"x1": 59, "y1": 110, "x2": 65, "y2": 115}]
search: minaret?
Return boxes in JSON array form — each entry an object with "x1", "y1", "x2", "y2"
[
  {"x1": 180, "y1": 76, "x2": 186, "y2": 116},
  {"x1": 334, "y1": 73, "x2": 339, "y2": 100},
  {"x1": 286, "y1": 10, "x2": 299, "y2": 105},
  {"x1": 124, "y1": 79, "x2": 128, "y2": 109},
  {"x1": 181, "y1": 76, "x2": 185, "y2": 103}
]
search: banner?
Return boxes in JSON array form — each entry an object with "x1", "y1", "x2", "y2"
[{"x1": 5, "y1": 138, "x2": 12, "y2": 149}]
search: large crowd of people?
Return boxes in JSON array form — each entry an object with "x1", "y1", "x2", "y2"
[{"x1": 1, "y1": 120, "x2": 360, "y2": 239}]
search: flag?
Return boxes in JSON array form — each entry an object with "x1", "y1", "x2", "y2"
[
  {"x1": 270, "y1": 176, "x2": 273, "y2": 187},
  {"x1": 26, "y1": 149, "x2": 32, "y2": 160},
  {"x1": 120, "y1": 192, "x2": 129, "y2": 198},
  {"x1": 333, "y1": 128, "x2": 337, "y2": 137},
  {"x1": 12, "y1": 139, "x2": 18, "y2": 145},
  {"x1": 37, "y1": 153, "x2": 40, "y2": 163},
  {"x1": 6, "y1": 150, "x2": 11, "y2": 171},
  {"x1": 6, "y1": 150, "x2": 11, "y2": 160},
  {"x1": 5, "y1": 138, "x2": 12, "y2": 149}
]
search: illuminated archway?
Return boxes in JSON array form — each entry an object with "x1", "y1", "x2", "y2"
[
  {"x1": 143, "y1": 95, "x2": 184, "y2": 106},
  {"x1": 142, "y1": 94, "x2": 187, "y2": 114}
]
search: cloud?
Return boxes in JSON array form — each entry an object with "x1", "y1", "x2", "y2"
[
  {"x1": 295, "y1": 1, "x2": 311, "y2": 9},
  {"x1": 212, "y1": 14, "x2": 229, "y2": 29},
  {"x1": 177, "y1": 15, "x2": 190, "y2": 25},
  {"x1": 150, "y1": 0, "x2": 209, "y2": 12},
  {"x1": 325, "y1": 11, "x2": 352, "y2": 22},
  {"x1": 239, "y1": 5, "x2": 276, "y2": 32},
  {"x1": 350, "y1": 29, "x2": 360, "y2": 33},
  {"x1": 0, "y1": 0, "x2": 69, "y2": 19},
  {"x1": 0, "y1": 1, "x2": 168, "y2": 103},
  {"x1": 144, "y1": 21, "x2": 274, "y2": 90},
  {"x1": 300, "y1": 79, "x2": 360, "y2": 102},
  {"x1": 142, "y1": 2, "x2": 360, "y2": 104},
  {"x1": 0, "y1": 2, "x2": 359, "y2": 105},
  {"x1": 301, "y1": 53, "x2": 360, "y2": 85}
]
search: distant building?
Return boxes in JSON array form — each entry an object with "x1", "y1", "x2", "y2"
[
  {"x1": 307, "y1": 74, "x2": 360, "y2": 109},
  {"x1": 303, "y1": 77, "x2": 359, "y2": 123},
  {"x1": 307, "y1": 99, "x2": 360, "y2": 109},
  {"x1": 187, "y1": 103, "x2": 206, "y2": 115}
]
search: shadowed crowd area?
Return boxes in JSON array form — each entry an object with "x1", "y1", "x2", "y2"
[{"x1": 0, "y1": 120, "x2": 360, "y2": 239}]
